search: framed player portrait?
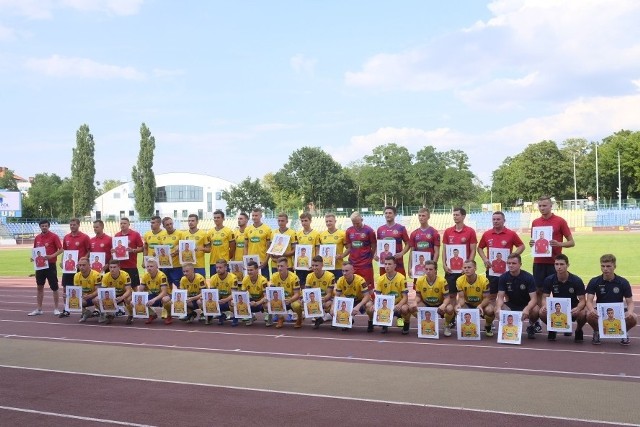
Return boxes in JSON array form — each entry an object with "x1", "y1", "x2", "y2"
[
  {"x1": 243, "y1": 255, "x2": 261, "y2": 270},
  {"x1": 98, "y1": 287, "x2": 118, "y2": 314},
  {"x1": 178, "y1": 240, "x2": 196, "y2": 265},
  {"x1": 90, "y1": 252, "x2": 106, "y2": 273},
  {"x1": 32, "y1": 247, "x2": 49, "y2": 271},
  {"x1": 65, "y1": 286, "x2": 83, "y2": 313},
  {"x1": 497, "y1": 310, "x2": 523, "y2": 345},
  {"x1": 457, "y1": 308, "x2": 481, "y2": 341},
  {"x1": 201, "y1": 289, "x2": 220, "y2": 317},
  {"x1": 411, "y1": 251, "x2": 432, "y2": 278},
  {"x1": 332, "y1": 297, "x2": 354, "y2": 328},
  {"x1": 373, "y1": 294, "x2": 394, "y2": 327},
  {"x1": 319, "y1": 244, "x2": 337, "y2": 270},
  {"x1": 488, "y1": 248, "x2": 509, "y2": 277},
  {"x1": 171, "y1": 289, "x2": 188, "y2": 317},
  {"x1": 546, "y1": 297, "x2": 572, "y2": 333},
  {"x1": 597, "y1": 303, "x2": 627, "y2": 339},
  {"x1": 267, "y1": 234, "x2": 290, "y2": 256},
  {"x1": 377, "y1": 240, "x2": 396, "y2": 264},
  {"x1": 302, "y1": 288, "x2": 324, "y2": 318},
  {"x1": 155, "y1": 245, "x2": 173, "y2": 268},
  {"x1": 417, "y1": 306, "x2": 439, "y2": 339},
  {"x1": 266, "y1": 286, "x2": 287, "y2": 315},
  {"x1": 531, "y1": 226, "x2": 553, "y2": 257},
  {"x1": 229, "y1": 261, "x2": 245, "y2": 283},
  {"x1": 62, "y1": 250, "x2": 79, "y2": 274},
  {"x1": 112, "y1": 236, "x2": 129, "y2": 261},
  {"x1": 446, "y1": 244, "x2": 466, "y2": 273},
  {"x1": 232, "y1": 291, "x2": 252, "y2": 320},
  {"x1": 132, "y1": 292, "x2": 149, "y2": 319},
  {"x1": 294, "y1": 245, "x2": 312, "y2": 271}
]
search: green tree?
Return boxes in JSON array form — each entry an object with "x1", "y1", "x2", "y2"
[
  {"x1": 22, "y1": 174, "x2": 73, "y2": 219},
  {"x1": 263, "y1": 173, "x2": 302, "y2": 211},
  {"x1": 131, "y1": 123, "x2": 157, "y2": 218},
  {"x1": 222, "y1": 177, "x2": 275, "y2": 214},
  {"x1": 410, "y1": 146, "x2": 446, "y2": 207},
  {"x1": 359, "y1": 143, "x2": 413, "y2": 206},
  {"x1": 97, "y1": 179, "x2": 124, "y2": 195},
  {"x1": 0, "y1": 168, "x2": 19, "y2": 191},
  {"x1": 596, "y1": 130, "x2": 640, "y2": 201},
  {"x1": 70, "y1": 124, "x2": 96, "y2": 216}
]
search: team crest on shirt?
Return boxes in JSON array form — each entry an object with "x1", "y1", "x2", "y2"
[
  {"x1": 520, "y1": 284, "x2": 526, "y2": 290},
  {"x1": 434, "y1": 288, "x2": 439, "y2": 293},
  {"x1": 475, "y1": 287, "x2": 480, "y2": 292},
  {"x1": 426, "y1": 233, "x2": 432, "y2": 239},
  {"x1": 360, "y1": 233, "x2": 367, "y2": 239},
  {"x1": 75, "y1": 242, "x2": 80, "y2": 246},
  {"x1": 393, "y1": 230, "x2": 399, "y2": 236},
  {"x1": 613, "y1": 287, "x2": 620, "y2": 294},
  {"x1": 259, "y1": 230, "x2": 263, "y2": 234},
  {"x1": 100, "y1": 243, "x2": 104, "y2": 248},
  {"x1": 461, "y1": 237, "x2": 467, "y2": 243},
  {"x1": 569, "y1": 287, "x2": 574, "y2": 294},
  {"x1": 501, "y1": 240, "x2": 508, "y2": 246}
]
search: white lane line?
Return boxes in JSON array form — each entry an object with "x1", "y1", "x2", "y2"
[
  {"x1": 2, "y1": 334, "x2": 639, "y2": 380},
  {"x1": 0, "y1": 405, "x2": 154, "y2": 426},
  {"x1": 0, "y1": 366, "x2": 636, "y2": 427}
]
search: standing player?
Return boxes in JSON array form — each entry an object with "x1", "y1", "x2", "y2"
[
  {"x1": 183, "y1": 214, "x2": 210, "y2": 278},
  {"x1": 320, "y1": 213, "x2": 349, "y2": 280},
  {"x1": 296, "y1": 212, "x2": 320, "y2": 285},
  {"x1": 208, "y1": 259, "x2": 238, "y2": 326},
  {"x1": 306, "y1": 256, "x2": 336, "y2": 329},
  {"x1": 239, "y1": 260, "x2": 268, "y2": 326},
  {"x1": 232, "y1": 212, "x2": 249, "y2": 264},
  {"x1": 139, "y1": 258, "x2": 172, "y2": 325},
  {"x1": 369, "y1": 257, "x2": 410, "y2": 334},
  {"x1": 100, "y1": 259, "x2": 133, "y2": 324},
  {"x1": 345, "y1": 212, "x2": 377, "y2": 292},
  {"x1": 540, "y1": 254, "x2": 586, "y2": 342},
  {"x1": 270, "y1": 257, "x2": 303, "y2": 328},
  {"x1": 376, "y1": 206, "x2": 410, "y2": 276},
  {"x1": 143, "y1": 216, "x2": 166, "y2": 261},
  {"x1": 208, "y1": 209, "x2": 236, "y2": 277},
  {"x1": 270, "y1": 213, "x2": 297, "y2": 273},
  {"x1": 455, "y1": 260, "x2": 494, "y2": 336},
  {"x1": 411, "y1": 260, "x2": 455, "y2": 336},
  {"x1": 496, "y1": 254, "x2": 539, "y2": 339},
  {"x1": 586, "y1": 254, "x2": 636, "y2": 345},
  {"x1": 59, "y1": 218, "x2": 92, "y2": 317},
  {"x1": 159, "y1": 217, "x2": 184, "y2": 290},
  {"x1": 74, "y1": 257, "x2": 102, "y2": 323},
  {"x1": 113, "y1": 218, "x2": 144, "y2": 291},
  {"x1": 442, "y1": 207, "x2": 477, "y2": 293},
  {"x1": 89, "y1": 219, "x2": 112, "y2": 268},
  {"x1": 408, "y1": 207, "x2": 440, "y2": 278},
  {"x1": 245, "y1": 208, "x2": 272, "y2": 278},
  {"x1": 333, "y1": 262, "x2": 371, "y2": 321},
  {"x1": 29, "y1": 219, "x2": 63, "y2": 316},
  {"x1": 477, "y1": 211, "x2": 525, "y2": 302},
  {"x1": 529, "y1": 196, "x2": 574, "y2": 333},
  {"x1": 178, "y1": 263, "x2": 206, "y2": 323}
]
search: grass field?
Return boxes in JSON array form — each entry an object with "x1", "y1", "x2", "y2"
[{"x1": 1, "y1": 232, "x2": 639, "y2": 283}]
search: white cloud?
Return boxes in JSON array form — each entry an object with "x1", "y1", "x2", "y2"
[
  {"x1": 290, "y1": 54, "x2": 317, "y2": 77},
  {"x1": 0, "y1": 0, "x2": 54, "y2": 19},
  {"x1": 456, "y1": 71, "x2": 540, "y2": 109},
  {"x1": 61, "y1": 0, "x2": 144, "y2": 16},
  {"x1": 633, "y1": 79, "x2": 640, "y2": 91},
  {"x1": 0, "y1": 0, "x2": 143, "y2": 19},
  {"x1": 25, "y1": 54, "x2": 145, "y2": 79}
]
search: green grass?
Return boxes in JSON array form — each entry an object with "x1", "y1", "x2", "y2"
[{"x1": 2, "y1": 232, "x2": 639, "y2": 283}]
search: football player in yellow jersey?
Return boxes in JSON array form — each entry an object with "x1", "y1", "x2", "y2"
[
  {"x1": 410, "y1": 260, "x2": 455, "y2": 336},
  {"x1": 208, "y1": 209, "x2": 236, "y2": 276},
  {"x1": 269, "y1": 213, "x2": 297, "y2": 272},
  {"x1": 238, "y1": 261, "x2": 268, "y2": 326},
  {"x1": 549, "y1": 303, "x2": 568, "y2": 329},
  {"x1": 233, "y1": 212, "x2": 249, "y2": 262},
  {"x1": 602, "y1": 307, "x2": 622, "y2": 335},
  {"x1": 270, "y1": 257, "x2": 303, "y2": 328},
  {"x1": 333, "y1": 262, "x2": 371, "y2": 320},
  {"x1": 455, "y1": 260, "x2": 495, "y2": 337},
  {"x1": 99, "y1": 259, "x2": 133, "y2": 324},
  {"x1": 461, "y1": 312, "x2": 479, "y2": 337},
  {"x1": 245, "y1": 208, "x2": 273, "y2": 278},
  {"x1": 335, "y1": 300, "x2": 351, "y2": 326},
  {"x1": 501, "y1": 314, "x2": 519, "y2": 340},
  {"x1": 368, "y1": 257, "x2": 410, "y2": 334},
  {"x1": 74, "y1": 257, "x2": 102, "y2": 323},
  {"x1": 177, "y1": 263, "x2": 206, "y2": 324},
  {"x1": 320, "y1": 213, "x2": 349, "y2": 280},
  {"x1": 306, "y1": 256, "x2": 335, "y2": 329},
  {"x1": 183, "y1": 214, "x2": 210, "y2": 277},
  {"x1": 208, "y1": 259, "x2": 238, "y2": 326},
  {"x1": 160, "y1": 217, "x2": 185, "y2": 289},
  {"x1": 296, "y1": 212, "x2": 320, "y2": 284},
  {"x1": 140, "y1": 258, "x2": 172, "y2": 325},
  {"x1": 143, "y1": 216, "x2": 166, "y2": 261},
  {"x1": 420, "y1": 310, "x2": 437, "y2": 336},
  {"x1": 375, "y1": 298, "x2": 392, "y2": 324}
]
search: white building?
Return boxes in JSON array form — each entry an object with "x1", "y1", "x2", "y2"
[{"x1": 92, "y1": 172, "x2": 234, "y2": 221}]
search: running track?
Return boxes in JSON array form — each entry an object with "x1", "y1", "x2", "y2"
[{"x1": 1, "y1": 277, "x2": 639, "y2": 426}]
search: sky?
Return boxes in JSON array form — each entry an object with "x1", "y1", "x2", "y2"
[{"x1": 2, "y1": 0, "x2": 640, "y2": 187}]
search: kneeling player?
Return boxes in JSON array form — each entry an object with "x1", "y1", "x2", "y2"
[
  {"x1": 333, "y1": 262, "x2": 371, "y2": 329},
  {"x1": 99, "y1": 260, "x2": 133, "y2": 324},
  {"x1": 454, "y1": 260, "x2": 494, "y2": 336},
  {"x1": 238, "y1": 261, "x2": 268, "y2": 326},
  {"x1": 178, "y1": 263, "x2": 205, "y2": 323},
  {"x1": 410, "y1": 260, "x2": 454, "y2": 336},
  {"x1": 74, "y1": 257, "x2": 102, "y2": 323},
  {"x1": 270, "y1": 257, "x2": 303, "y2": 328},
  {"x1": 367, "y1": 256, "x2": 410, "y2": 334},
  {"x1": 140, "y1": 259, "x2": 172, "y2": 325},
  {"x1": 306, "y1": 256, "x2": 336, "y2": 329},
  {"x1": 496, "y1": 254, "x2": 539, "y2": 339},
  {"x1": 208, "y1": 259, "x2": 238, "y2": 326}
]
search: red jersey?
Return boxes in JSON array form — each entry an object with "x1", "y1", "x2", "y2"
[
  {"x1": 443, "y1": 225, "x2": 477, "y2": 259},
  {"x1": 63, "y1": 232, "x2": 91, "y2": 259},
  {"x1": 377, "y1": 223, "x2": 409, "y2": 254},
  {"x1": 90, "y1": 233, "x2": 112, "y2": 263},
  {"x1": 91, "y1": 261, "x2": 104, "y2": 272},
  {"x1": 35, "y1": 256, "x2": 48, "y2": 268},
  {"x1": 478, "y1": 228, "x2": 523, "y2": 253},
  {"x1": 114, "y1": 230, "x2": 143, "y2": 269},
  {"x1": 491, "y1": 259, "x2": 506, "y2": 274},
  {"x1": 409, "y1": 226, "x2": 440, "y2": 257},
  {"x1": 345, "y1": 225, "x2": 377, "y2": 270},
  {"x1": 64, "y1": 259, "x2": 76, "y2": 271},
  {"x1": 34, "y1": 231, "x2": 62, "y2": 263},
  {"x1": 531, "y1": 214, "x2": 572, "y2": 265},
  {"x1": 449, "y1": 256, "x2": 464, "y2": 271},
  {"x1": 534, "y1": 239, "x2": 550, "y2": 255}
]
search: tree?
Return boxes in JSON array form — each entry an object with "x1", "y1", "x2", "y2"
[
  {"x1": 263, "y1": 173, "x2": 302, "y2": 211},
  {"x1": 0, "y1": 168, "x2": 19, "y2": 191},
  {"x1": 70, "y1": 124, "x2": 96, "y2": 216},
  {"x1": 359, "y1": 143, "x2": 413, "y2": 206},
  {"x1": 97, "y1": 179, "x2": 124, "y2": 195},
  {"x1": 22, "y1": 173, "x2": 73, "y2": 219},
  {"x1": 131, "y1": 123, "x2": 157, "y2": 218},
  {"x1": 222, "y1": 177, "x2": 275, "y2": 214}
]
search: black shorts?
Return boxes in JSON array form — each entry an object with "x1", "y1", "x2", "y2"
[
  {"x1": 35, "y1": 265, "x2": 59, "y2": 291},
  {"x1": 445, "y1": 272, "x2": 462, "y2": 293},
  {"x1": 61, "y1": 272, "x2": 75, "y2": 287},
  {"x1": 502, "y1": 303, "x2": 526, "y2": 312},
  {"x1": 487, "y1": 274, "x2": 499, "y2": 295},
  {"x1": 123, "y1": 268, "x2": 141, "y2": 288},
  {"x1": 532, "y1": 264, "x2": 555, "y2": 289}
]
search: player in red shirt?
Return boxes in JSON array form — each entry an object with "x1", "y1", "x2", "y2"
[
  {"x1": 491, "y1": 253, "x2": 507, "y2": 274},
  {"x1": 29, "y1": 219, "x2": 63, "y2": 316},
  {"x1": 345, "y1": 211, "x2": 377, "y2": 290},
  {"x1": 449, "y1": 249, "x2": 464, "y2": 271},
  {"x1": 89, "y1": 219, "x2": 112, "y2": 268},
  {"x1": 534, "y1": 231, "x2": 550, "y2": 255},
  {"x1": 60, "y1": 218, "x2": 91, "y2": 316},
  {"x1": 442, "y1": 207, "x2": 477, "y2": 292},
  {"x1": 114, "y1": 217, "x2": 144, "y2": 291},
  {"x1": 64, "y1": 254, "x2": 76, "y2": 272},
  {"x1": 409, "y1": 207, "x2": 440, "y2": 278},
  {"x1": 376, "y1": 206, "x2": 410, "y2": 276}
]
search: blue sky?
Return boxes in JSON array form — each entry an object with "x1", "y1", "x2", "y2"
[{"x1": 2, "y1": 0, "x2": 640, "y2": 186}]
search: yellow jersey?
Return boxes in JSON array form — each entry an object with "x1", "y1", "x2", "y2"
[
  {"x1": 502, "y1": 324, "x2": 519, "y2": 340},
  {"x1": 376, "y1": 307, "x2": 392, "y2": 323},
  {"x1": 236, "y1": 302, "x2": 249, "y2": 316},
  {"x1": 160, "y1": 230, "x2": 184, "y2": 267},
  {"x1": 421, "y1": 320, "x2": 436, "y2": 335},
  {"x1": 319, "y1": 229, "x2": 347, "y2": 269},
  {"x1": 68, "y1": 296, "x2": 81, "y2": 310},
  {"x1": 204, "y1": 300, "x2": 219, "y2": 314},
  {"x1": 269, "y1": 299, "x2": 285, "y2": 312},
  {"x1": 233, "y1": 227, "x2": 247, "y2": 262},
  {"x1": 208, "y1": 273, "x2": 238, "y2": 298},
  {"x1": 602, "y1": 318, "x2": 622, "y2": 335},
  {"x1": 461, "y1": 322, "x2": 478, "y2": 337},
  {"x1": 179, "y1": 273, "x2": 206, "y2": 297},
  {"x1": 270, "y1": 271, "x2": 300, "y2": 298},
  {"x1": 456, "y1": 275, "x2": 489, "y2": 306},
  {"x1": 144, "y1": 229, "x2": 166, "y2": 257},
  {"x1": 375, "y1": 272, "x2": 408, "y2": 304},
  {"x1": 306, "y1": 271, "x2": 335, "y2": 297},
  {"x1": 550, "y1": 312, "x2": 568, "y2": 329},
  {"x1": 74, "y1": 270, "x2": 102, "y2": 294},
  {"x1": 182, "y1": 229, "x2": 209, "y2": 268},
  {"x1": 415, "y1": 276, "x2": 449, "y2": 306},
  {"x1": 270, "y1": 228, "x2": 297, "y2": 268},
  {"x1": 246, "y1": 223, "x2": 272, "y2": 263},
  {"x1": 101, "y1": 271, "x2": 132, "y2": 296},
  {"x1": 306, "y1": 300, "x2": 322, "y2": 315},
  {"x1": 297, "y1": 229, "x2": 320, "y2": 256},
  {"x1": 241, "y1": 275, "x2": 268, "y2": 301},
  {"x1": 141, "y1": 270, "x2": 169, "y2": 294},
  {"x1": 335, "y1": 274, "x2": 368, "y2": 301},
  {"x1": 336, "y1": 310, "x2": 350, "y2": 325},
  {"x1": 209, "y1": 226, "x2": 235, "y2": 263}
]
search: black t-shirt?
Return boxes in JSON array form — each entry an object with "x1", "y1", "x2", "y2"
[
  {"x1": 586, "y1": 275, "x2": 632, "y2": 303},
  {"x1": 498, "y1": 270, "x2": 536, "y2": 308},
  {"x1": 542, "y1": 273, "x2": 585, "y2": 308}
]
